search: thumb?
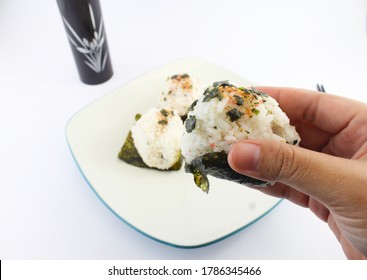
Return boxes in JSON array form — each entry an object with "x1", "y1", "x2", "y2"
[{"x1": 228, "y1": 140, "x2": 362, "y2": 205}]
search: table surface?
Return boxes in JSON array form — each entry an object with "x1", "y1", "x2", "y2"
[{"x1": 1, "y1": 0, "x2": 366, "y2": 259}]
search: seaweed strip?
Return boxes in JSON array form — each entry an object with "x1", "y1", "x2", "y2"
[
  {"x1": 118, "y1": 131, "x2": 148, "y2": 168},
  {"x1": 185, "y1": 151, "x2": 269, "y2": 193}
]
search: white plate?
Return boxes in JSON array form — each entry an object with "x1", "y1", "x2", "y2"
[{"x1": 66, "y1": 57, "x2": 281, "y2": 248}]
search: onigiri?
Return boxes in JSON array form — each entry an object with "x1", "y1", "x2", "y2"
[
  {"x1": 181, "y1": 81, "x2": 301, "y2": 193},
  {"x1": 158, "y1": 73, "x2": 205, "y2": 119},
  {"x1": 119, "y1": 107, "x2": 184, "y2": 171}
]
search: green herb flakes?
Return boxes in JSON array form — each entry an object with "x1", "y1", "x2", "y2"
[
  {"x1": 185, "y1": 115, "x2": 196, "y2": 133},
  {"x1": 188, "y1": 100, "x2": 198, "y2": 112},
  {"x1": 212, "y1": 80, "x2": 231, "y2": 87},
  {"x1": 171, "y1": 73, "x2": 189, "y2": 80},
  {"x1": 251, "y1": 108, "x2": 260, "y2": 115},
  {"x1": 160, "y1": 109, "x2": 169, "y2": 117},
  {"x1": 203, "y1": 87, "x2": 222, "y2": 102},
  {"x1": 234, "y1": 95, "x2": 244, "y2": 106},
  {"x1": 134, "y1": 114, "x2": 142, "y2": 121},
  {"x1": 226, "y1": 108, "x2": 244, "y2": 122},
  {"x1": 158, "y1": 120, "x2": 168, "y2": 125}
]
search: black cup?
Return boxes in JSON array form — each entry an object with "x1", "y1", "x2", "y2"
[{"x1": 57, "y1": 0, "x2": 113, "y2": 84}]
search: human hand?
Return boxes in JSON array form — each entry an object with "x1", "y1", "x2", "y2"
[{"x1": 227, "y1": 87, "x2": 367, "y2": 260}]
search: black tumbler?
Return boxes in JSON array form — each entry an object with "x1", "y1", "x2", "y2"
[{"x1": 57, "y1": 0, "x2": 113, "y2": 84}]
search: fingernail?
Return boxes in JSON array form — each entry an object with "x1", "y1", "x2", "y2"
[{"x1": 231, "y1": 143, "x2": 260, "y2": 171}]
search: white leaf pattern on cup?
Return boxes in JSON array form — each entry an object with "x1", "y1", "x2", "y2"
[{"x1": 62, "y1": 3, "x2": 108, "y2": 73}]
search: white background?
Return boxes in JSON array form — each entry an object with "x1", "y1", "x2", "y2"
[{"x1": 0, "y1": 0, "x2": 366, "y2": 259}]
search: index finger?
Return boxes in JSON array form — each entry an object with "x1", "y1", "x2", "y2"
[{"x1": 255, "y1": 86, "x2": 363, "y2": 134}]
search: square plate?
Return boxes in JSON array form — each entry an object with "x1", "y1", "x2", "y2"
[{"x1": 66, "y1": 57, "x2": 281, "y2": 248}]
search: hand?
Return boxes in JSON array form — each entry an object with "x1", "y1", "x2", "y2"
[{"x1": 227, "y1": 87, "x2": 367, "y2": 259}]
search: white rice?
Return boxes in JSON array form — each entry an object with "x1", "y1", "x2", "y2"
[
  {"x1": 158, "y1": 74, "x2": 206, "y2": 117},
  {"x1": 131, "y1": 107, "x2": 184, "y2": 169},
  {"x1": 181, "y1": 84, "x2": 300, "y2": 163}
]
